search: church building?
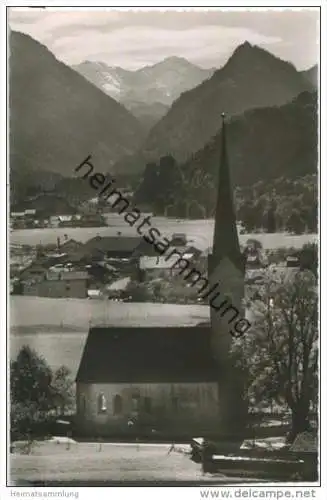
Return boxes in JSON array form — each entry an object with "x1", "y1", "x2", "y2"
[{"x1": 75, "y1": 116, "x2": 247, "y2": 439}]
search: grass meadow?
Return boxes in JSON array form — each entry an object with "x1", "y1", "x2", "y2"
[
  {"x1": 10, "y1": 441, "x2": 252, "y2": 484},
  {"x1": 11, "y1": 216, "x2": 317, "y2": 250}
]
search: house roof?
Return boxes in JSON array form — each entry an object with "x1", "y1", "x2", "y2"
[
  {"x1": 59, "y1": 239, "x2": 83, "y2": 251},
  {"x1": 106, "y1": 277, "x2": 130, "y2": 291},
  {"x1": 171, "y1": 233, "x2": 187, "y2": 245},
  {"x1": 76, "y1": 325, "x2": 219, "y2": 384},
  {"x1": 132, "y1": 239, "x2": 161, "y2": 257},
  {"x1": 58, "y1": 215, "x2": 73, "y2": 221},
  {"x1": 84, "y1": 236, "x2": 141, "y2": 255},
  {"x1": 247, "y1": 254, "x2": 260, "y2": 263},
  {"x1": 139, "y1": 255, "x2": 180, "y2": 270},
  {"x1": 46, "y1": 270, "x2": 89, "y2": 281}
]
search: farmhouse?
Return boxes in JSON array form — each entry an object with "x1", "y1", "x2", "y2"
[
  {"x1": 23, "y1": 269, "x2": 89, "y2": 299},
  {"x1": 75, "y1": 116, "x2": 247, "y2": 439},
  {"x1": 138, "y1": 254, "x2": 181, "y2": 280},
  {"x1": 83, "y1": 235, "x2": 142, "y2": 260},
  {"x1": 12, "y1": 194, "x2": 77, "y2": 223}
]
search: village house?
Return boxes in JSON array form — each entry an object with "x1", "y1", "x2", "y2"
[
  {"x1": 170, "y1": 233, "x2": 187, "y2": 246},
  {"x1": 10, "y1": 209, "x2": 43, "y2": 229},
  {"x1": 23, "y1": 268, "x2": 89, "y2": 298},
  {"x1": 138, "y1": 253, "x2": 196, "y2": 281},
  {"x1": 105, "y1": 277, "x2": 131, "y2": 300},
  {"x1": 133, "y1": 235, "x2": 201, "y2": 275},
  {"x1": 56, "y1": 237, "x2": 84, "y2": 254},
  {"x1": 75, "y1": 116, "x2": 248, "y2": 439},
  {"x1": 14, "y1": 238, "x2": 119, "y2": 298},
  {"x1": 83, "y1": 235, "x2": 142, "y2": 260},
  {"x1": 78, "y1": 213, "x2": 107, "y2": 227},
  {"x1": 50, "y1": 215, "x2": 73, "y2": 227},
  {"x1": 12, "y1": 193, "x2": 78, "y2": 226},
  {"x1": 138, "y1": 255, "x2": 178, "y2": 281},
  {"x1": 57, "y1": 215, "x2": 81, "y2": 227}
]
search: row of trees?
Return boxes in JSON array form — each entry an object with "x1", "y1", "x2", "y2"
[
  {"x1": 134, "y1": 155, "x2": 317, "y2": 234},
  {"x1": 10, "y1": 346, "x2": 74, "y2": 440},
  {"x1": 235, "y1": 176, "x2": 317, "y2": 234}
]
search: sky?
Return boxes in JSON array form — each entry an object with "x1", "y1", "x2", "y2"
[{"x1": 8, "y1": 8, "x2": 320, "y2": 71}]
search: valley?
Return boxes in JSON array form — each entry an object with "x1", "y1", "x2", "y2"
[
  {"x1": 10, "y1": 216, "x2": 317, "y2": 249},
  {"x1": 7, "y1": 10, "x2": 319, "y2": 486}
]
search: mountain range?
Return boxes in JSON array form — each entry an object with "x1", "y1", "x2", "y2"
[
  {"x1": 138, "y1": 42, "x2": 315, "y2": 165},
  {"x1": 183, "y1": 90, "x2": 317, "y2": 186},
  {"x1": 112, "y1": 42, "x2": 316, "y2": 176},
  {"x1": 72, "y1": 57, "x2": 214, "y2": 129},
  {"x1": 135, "y1": 91, "x2": 317, "y2": 217},
  {"x1": 10, "y1": 31, "x2": 144, "y2": 182},
  {"x1": 9, "y1": 31, "x2": 318, "y2": 208}
]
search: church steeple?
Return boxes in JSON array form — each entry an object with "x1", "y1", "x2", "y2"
[
  {"x1": 211, "y1": 113, "x2": 244, "y2": 272},
  {"x1": 208, "y1": 113, "x2": 248, "y2": 439}
]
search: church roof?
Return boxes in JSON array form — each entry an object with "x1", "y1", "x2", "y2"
[{"x1": 76, "y1": 325, "x2": 219, "y2": 384}]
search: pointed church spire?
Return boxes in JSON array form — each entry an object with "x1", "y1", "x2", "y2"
[{"x1": 211, "y1": 113, "x2": 243, "y2": 270}]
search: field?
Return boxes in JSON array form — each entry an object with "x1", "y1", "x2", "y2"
[
  {"x1": 10, "y1": 441, "x2": 253, "y2": 485},
  {"x1": 10, "y1": 215, "x2": 317, "y2": 250},
  {"x1": 11, "y1": 296, "x2": 209, "y2": 328}
]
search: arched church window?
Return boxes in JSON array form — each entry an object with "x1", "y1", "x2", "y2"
[
  {"x1": 131, "y1": 395, "x2": 140, "y2": 412},
  {"x1": 113, "y1": 394, "x2": 123, "y2": 415},
  {"x1": 97, "y1": 393, "x2": 107, "y2": 414}
]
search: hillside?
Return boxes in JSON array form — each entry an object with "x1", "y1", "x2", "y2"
[
  {"x1": 301, "y1": 64, "x2": 318, "y2": 88},
  {"x1": 137, "y1": 42, "x2": 312, "y2": 165},
  {"x1": 9, "y1": 31, "x2": 144, "y2": 180},
  {"x1": 135, "y1": 91, "x2": 317, "y2": 218},
  {"x1": 72, "y1": 57, "x2": 214, "y2": 130},
  {"x1": 124, "y1": 102, "x2": 170, "y2": 132},
  {"x1": 193, "y1": 90, "x2": 318, "y2": 186}
]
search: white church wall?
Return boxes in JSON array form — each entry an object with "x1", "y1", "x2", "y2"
[{"x1": 76, "y1": 381, "x2": 220, "y2": 436}]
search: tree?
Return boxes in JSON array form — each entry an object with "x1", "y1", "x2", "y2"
[
  {"x1": 51, "y1": 366, "x2": 75, "y2": 416},
  {"x1": 286, "y1": 210, "x2": 306, "y2": 234},
  {"x1": 299, "y1": 242, "x2": 318, "y2": 277},
  {"x1": 156, "y1": 155, "x2": 177, "y2": 212},
  {"x1": 239, "y1": 202, "x2": 260, "y2": 232},
  {"x1": 10, "y1": 346, "x2": 74, "y2": 439},
  {"x1": 11, "y1": 346, "x2": 53, "y2": 413},
  {"x1": 265, "y1": 207, "x2": 276, "y2": 233},
  {"x1": 134, "y1": 162, "x2": 159, "y2": 206},
  {"x1": 233, "y1": 270, "x2": 318, "y2": 441}
]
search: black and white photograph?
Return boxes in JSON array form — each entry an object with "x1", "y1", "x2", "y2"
[{"x1": 2, "y1": 3, "x2": 323, "y2": 495}]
